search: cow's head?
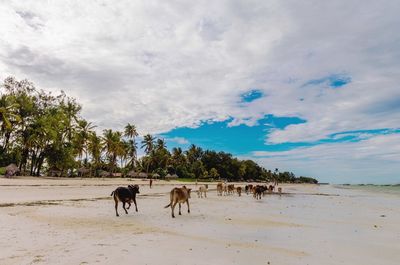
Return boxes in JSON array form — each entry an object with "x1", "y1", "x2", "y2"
[
  {"x1": 182, "y1": 186, "x2": 192, "y2": 198},
  {"x1": 128, "y1": 184, "x2": 140, "y2": 194}
]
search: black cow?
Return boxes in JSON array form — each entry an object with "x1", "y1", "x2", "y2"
[
  {"x1": 110, "y1": 185, "x2": 140, "y2": 217},
  {"x1": 253, "y1": 185, "x2": 267, "y2": 200}
]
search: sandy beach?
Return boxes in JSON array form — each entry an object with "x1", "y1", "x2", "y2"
[{"x1": 0, "y1": 177, "x2": 399, "y2": 265}]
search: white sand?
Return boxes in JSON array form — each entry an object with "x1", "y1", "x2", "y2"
[{"x1": 0, "y1": 177, "x2": 399, "y2": 265}]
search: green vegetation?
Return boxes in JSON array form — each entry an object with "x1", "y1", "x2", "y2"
[{"x1": 0, "y1": 77, "x2": 317, "y2": 183}]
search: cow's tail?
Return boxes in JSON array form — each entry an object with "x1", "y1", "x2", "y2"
[
  {"x1": 110, "y1": 191, "x2": 115, "y2": 197},
  {"x1": 164, "y1": 190, "x2": 173, "y2": 208}
]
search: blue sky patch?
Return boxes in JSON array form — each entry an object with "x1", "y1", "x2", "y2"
[
  {"x1": 161, "y1": 116, "x2": 400, "y2": 158},
  {"x1": 327, "y1": 128, "x2": 400, "y2": 142},
  {"x1": 161, "y1": 115, "x2": 306, "y2": 155},
  {"x1": 240, "y1": 89, "x2": 263, "y2": 103},
  {"x1": 304, "y1": 74, "x2": 351, "y2": 88}
]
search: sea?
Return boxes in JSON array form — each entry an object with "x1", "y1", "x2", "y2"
[{"x1": 338, "y1": 184, "x2": 400, "y2": 196}]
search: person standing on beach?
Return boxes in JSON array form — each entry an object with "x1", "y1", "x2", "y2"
[{"x1": 149, "y1": 178, "x2": 153, "y2": 189}]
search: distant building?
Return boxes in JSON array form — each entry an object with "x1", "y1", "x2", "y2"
[
  {"x1": 165, "y1": 173, "x2": 178, "y2": 180},
  {"x1": 126, "y1": 171, "x2": 149, "y2": 179}
]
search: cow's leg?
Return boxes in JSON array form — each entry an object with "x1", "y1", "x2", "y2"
[
  {"x1": 133, "y1": 197, "x2": 138, "y2": 212},
  {"x1": 122, "y1": 202, "x2": 128, "y2": 214},
  {"x1": 171, "y1": 201, "x2": 177, "y2": 218},
  {"x1": 187, "y1": 200, "x2": 190, "y2": 213},
  {"x1": 114, "y1": 197, "x2": 119, "y2": 217},
  {"x1": 178, "y1": 203, "x2": 182, "y2": 215},
  {"x1": 127, "y1": 201, "x2": 131, "y2": 209},
  {"x1": 204, "y1": 191, "x2": 207, "y2": 198}
]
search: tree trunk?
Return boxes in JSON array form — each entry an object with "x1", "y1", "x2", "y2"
[
  {"x1": 3, "y1": 130, "x2": 11, "y2": 152},
  {"x1": 30, "y1": 151, "x2": 37, "y2": 176},
  {"x1": 35, "y1": 152, "x2": 45, "y2": 176}
]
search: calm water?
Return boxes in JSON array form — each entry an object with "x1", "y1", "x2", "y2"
[{"x1": 338, "y1": 184, "x2": 400, "y2": 196}]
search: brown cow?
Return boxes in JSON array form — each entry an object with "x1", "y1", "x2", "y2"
[
  {"x1": 236, "y1": 186, "x2": 242, "y2": 197},
  {"x1": 164, "y1": 186, "x2": 192, "y2": 218},
  {"x1": 227, "y1": 184, "x2": 235, "y2": 195},
  {"x1": 217, "y1": 182, "x2": 224, "y2": 196},
  {"x1": 110, "y1": 185, "x2": 140, "y2": 217},
  {"x1": 245, "y1": 184, "x2": 253, "y2": 195}
]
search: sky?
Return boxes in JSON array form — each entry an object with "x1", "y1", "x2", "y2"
[{"x1": 0, "y1": 0, "x2": 399, "y2": 184}]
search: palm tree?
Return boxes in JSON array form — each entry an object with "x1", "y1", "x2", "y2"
[
  {"x1": 88, "y1": 132, "x2": 102, "y2": 175},
  {"x1": 171, "y1": 147, "x2": 186, "y2": 166},
  {"x1": 140, "y1": 134, "x2": 156, "y2": 173},
  {"x1": 152, "y1": 139, "x2": 170, "y2": 172},
  {"x1": 156, "y1": 138, "x2": 167, "y2": 150},
  {"x1": 124, "y1": 123, "x2": 138, "y2": 139},
  {"x1": 126, "y1": 139, "x2": 138, "y2": 169},
  {"x1": 0, "y1": 95, "x2": 21, "y2": 151},
  {"x1": 77, "y1": 120, "x2": 96, "y2": 161},
  {"x1": 61, "y1": 97, "x2": 81, "y2": 142},
  {"x1": 141, "y1": 134, "x2": 155, "y2": 154},
  {"x1": 102, "y1": 129, "x2": 123, "y2": 173},
  {"x1": 0, "y1": 96, "x2": 20, "y2": 130},
  {"x1": 185, "y1": 144, "x2": 203, "y2": 164}
]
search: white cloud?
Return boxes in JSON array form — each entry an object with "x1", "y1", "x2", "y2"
[
  {"x1": 1, "y1": 0, "x2": 398, "y2": 138},
  {"x1": 0, "y1": 0, "x2": 289, "y2": 133},
  {"x1": 251, "y1": 133, "x2": 400, "y2": 184},
  {"x1": 166, "y1": 137, "x2": 189, "y2": 145}
]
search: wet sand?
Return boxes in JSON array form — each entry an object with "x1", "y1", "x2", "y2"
[{"x1": 0, "y1": 177, "x2": 399, "y2": 265}]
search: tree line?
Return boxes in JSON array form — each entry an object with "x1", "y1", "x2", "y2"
[{"x1": 0, "y1": 77, "x2": 317, "y2": 183}]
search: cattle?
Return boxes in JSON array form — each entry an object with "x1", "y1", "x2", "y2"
[
  {"x1": 245, "y1": 184, "x2": 253, "y2": 195},
  {"x1": 110, "y1": 185, "x2": 140, "y2": 217},
  {"x1": 236, "y1": 186, "x2": 242, "y2": 197},
  {"x1": 253, "y1": 185, "x2": 267, "y2": 200},
  {"x1": 197, "y1": 184, "x2": 208, "y2": 198},
  {"x1": 217, "y1": 182, "x2": 223, "y2": 196},
  {"x1": 164, "y1": 186, "x2": 192, "y2": 218},
  {"x1": 227, "y1": 184, "x2": 235, "y2": 195},
  {"x1": 223, "y1": 185, "x2": 228, "y2": 195},
  {"x1": 268, "y1": 185, "x2": 275, "y2": 193}
]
